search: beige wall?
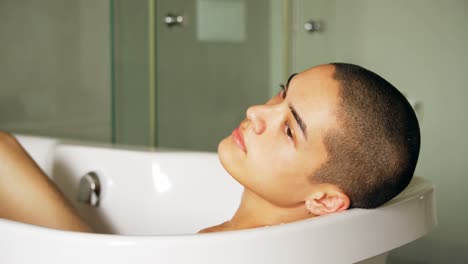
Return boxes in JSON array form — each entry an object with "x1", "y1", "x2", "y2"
[
  {"x1": 293, "y1": 0, "x2": 468, "y2": 263},
  {"x1": 0, "y1": 0, "x2": 111, "y2": 142}
]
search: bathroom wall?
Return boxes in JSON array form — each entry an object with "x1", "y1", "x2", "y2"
[
  {"x1": 0, "y1": 0, "x2": 111, "y2": 142},
  {"x1": 293, "y1": 0, "x2": 468, "y2": 263}
]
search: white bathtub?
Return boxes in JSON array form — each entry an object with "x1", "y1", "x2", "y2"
[{"x1": 0, "y1": 135, "x2": 437, "y2": 264}]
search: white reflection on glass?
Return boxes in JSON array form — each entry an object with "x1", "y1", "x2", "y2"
[{"x1": 152, "y1": 163, "x2": 172, "y2": 193}]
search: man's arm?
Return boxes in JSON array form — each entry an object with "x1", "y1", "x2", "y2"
[{"x1": 0, "y1": 131, "x2": 92, "y2": 232}]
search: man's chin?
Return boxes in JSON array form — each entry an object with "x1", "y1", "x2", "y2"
[
  {"x1": 217, "y1": 137, "x2": 233, "y2": 168},
  {"x1": 217, "y1": 137, "x2": 244, "y2": 180}
]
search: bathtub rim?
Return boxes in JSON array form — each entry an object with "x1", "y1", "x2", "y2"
[{"x1": 0, "y1": 177, "x2": 435, "y2": 241}]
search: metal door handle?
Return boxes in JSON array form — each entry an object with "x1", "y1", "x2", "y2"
[
  {"x1": 304, "y1": 20, "x2": 322, "y2": 33},
  {"x1": 164, "y1": 13, "x2": 183, "y2": 27}
]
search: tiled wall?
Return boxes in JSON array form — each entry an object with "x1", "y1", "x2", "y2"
[{"x1": 0, "y1": 0, "x2": 111, "y2": 142}]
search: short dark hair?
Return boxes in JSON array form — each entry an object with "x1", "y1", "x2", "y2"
[{"x1": 311, "y1": 63, "x2": 420, "y2": 208}]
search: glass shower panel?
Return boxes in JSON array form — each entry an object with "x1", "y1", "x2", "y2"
[
  {"x1": 111, "y1": 0, "x2": 154, "y2": 147},
  {"x1": 155, "y1": 0, "x2": 273, "y2": 151},
  {"x1": 0, "y1": 0, "x2": 112, "y2": 142}
]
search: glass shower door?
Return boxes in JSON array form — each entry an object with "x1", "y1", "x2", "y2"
[{"x1": 155, "y1": 0, "x2": 273, "y2": 151}]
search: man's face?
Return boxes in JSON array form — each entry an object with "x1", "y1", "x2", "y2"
[{"x1": 218, "y1": 64, "x2": 340, "y2": 207}]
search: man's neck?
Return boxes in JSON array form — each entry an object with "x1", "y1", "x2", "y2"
[{"x1": 201, "y1": 188, "x2": 313, "y2": 232}]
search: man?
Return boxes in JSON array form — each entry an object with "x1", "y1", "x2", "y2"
[
  {"x1": 0, "y1": 63, "x2": 419, "y2": 233},
  {"x1": 201, "y1": 63, "x2": 419, "y2": 232}
]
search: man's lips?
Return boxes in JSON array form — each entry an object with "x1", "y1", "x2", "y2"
[{"x1": 231, "y1": 127, "x2": 247, "y2": 153}]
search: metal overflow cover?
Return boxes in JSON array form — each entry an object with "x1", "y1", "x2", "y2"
[{"x1": 78, "y1": 172, "x2": 101, "y2": 207}]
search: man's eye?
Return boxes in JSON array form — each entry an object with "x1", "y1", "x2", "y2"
[
  {"x1": 280, "y1": 91, "x2": 286, "y2": 99},
  {"x1": 279, "y1": 84, "x2": 286, "y2": 99},
  {"x1": 285, "y1": 122, "x2": 293, "y2": 139}
]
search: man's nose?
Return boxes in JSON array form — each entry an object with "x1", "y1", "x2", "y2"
[
  {"x1": 246, "y1": 105, "x2": 266, "y2": 134},
  {"x1": 246, "y1": 104, "x2": 283, "y2": 134}
]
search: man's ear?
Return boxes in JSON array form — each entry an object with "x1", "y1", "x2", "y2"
[{"x1": 305, "y1": 187, "x2": 350, "y2": 216}]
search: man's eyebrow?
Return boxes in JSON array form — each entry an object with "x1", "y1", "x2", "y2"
[
  {"x1": 286, "y1": 73, "x2": 298, "y2": 90},
  {"x1": 289, "y1": 103, "x2": 307, "y2": 140}
]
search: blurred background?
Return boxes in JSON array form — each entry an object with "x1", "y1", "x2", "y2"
[{"x1": 0, "y1": 0, "x2": 466, "y2": 263}]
